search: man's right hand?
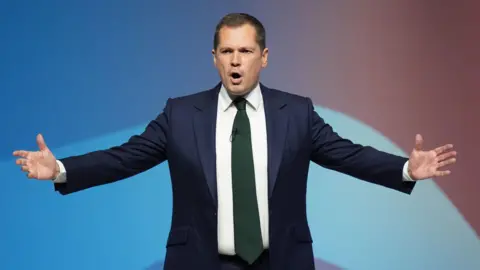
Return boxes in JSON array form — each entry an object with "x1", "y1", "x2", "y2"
[{"x1": 13, "y1": 134, "x2": 59, "y2": 180}]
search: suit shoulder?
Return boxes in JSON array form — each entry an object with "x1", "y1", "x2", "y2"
[{"x1": 266, "y1": 87, "x2": 312, "y2": 105}]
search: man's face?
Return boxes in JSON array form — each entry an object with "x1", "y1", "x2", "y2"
[{"x1": 213, "y1": 24, "x2": 268, "y2": 96}]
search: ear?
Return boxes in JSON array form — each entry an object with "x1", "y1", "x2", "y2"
[
  {"x1": 212, "y1": 49, "x2": 217, "y2": 65},
  {"x1": 261, "y1": 47, "x2": 269, "y2": 68}
]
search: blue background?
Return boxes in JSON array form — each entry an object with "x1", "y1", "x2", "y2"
[{"x1": 2, "y1": 1, "x2": 479, "y2": 269}]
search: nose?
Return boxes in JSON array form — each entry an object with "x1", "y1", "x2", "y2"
[{"x1": 230, "y1": 51, "x2": 241, "y2": 67}]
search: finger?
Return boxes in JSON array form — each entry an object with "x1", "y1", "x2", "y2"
[
  {"x1": 434, "y1": 144, "x2": 454, "y2": 155},
  {"x1": 437, "y1": 151, "x2": 457, "y2": 162},
  {"x1": 13, "y1": 150, "x2": 29, "y2": 158},
  {"x1": 435, "y1": 170, "x2": 451, "y2": 177},
  {"x1": 26, "y1": 167, "x2": 37, "y2": 179},
  {"x1": 415, "y1": 134, "x2": 423, "y2": 151},
  {"x1": 438, "y1": 158, "x2": 456, "y2": 168},
  {"x1": 21, "y1": 165, "x2": 29, "y2": 172},
  {"x1": 37, "y1": 134, "x2": 48, "y2": 151},
  {"x1": 16, "y1": 158, "x2": 27, "y2": 166}
]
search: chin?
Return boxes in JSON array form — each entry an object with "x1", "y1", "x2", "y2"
[{"x1": 225, "y1": 85, "x2": 248, "y2": 96}]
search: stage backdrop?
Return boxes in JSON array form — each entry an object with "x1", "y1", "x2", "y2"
[{"x1": 1, "y1": 1, "x2": 479, "y2": 269}]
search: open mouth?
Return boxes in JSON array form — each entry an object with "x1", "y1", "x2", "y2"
[{"x1": 230, "y1": 72, "x2": 242, "y2": 84}]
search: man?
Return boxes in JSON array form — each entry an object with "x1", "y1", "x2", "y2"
[{"x1": 13, "y1": 13, "x2": 456, "y2": 270}]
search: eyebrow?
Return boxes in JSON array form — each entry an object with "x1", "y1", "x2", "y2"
[{"x1": 219, "y1": 46, "x2": 256, "y2": 51}]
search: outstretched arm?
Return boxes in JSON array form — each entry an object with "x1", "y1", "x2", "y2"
[
  {"x1": 308, "y1": 98, "x2": 414, "y2": 194},
  {"x1": 310, "y1": 121, "x2": 414, "y2": 193},
  {"x1": 307, "y1": 98, "x2": 456, "y2": 194},
  {"x1": 13, "y1": 99, "x2": 172, "y2": 195}
]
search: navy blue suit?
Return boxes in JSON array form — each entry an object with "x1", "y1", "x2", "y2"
[{"x1": 54, "y1": 83, "x2": 415, "y2": 269}]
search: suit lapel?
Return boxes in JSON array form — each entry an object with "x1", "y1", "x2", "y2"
[
  {"x1": 193, "y1": 84, "x2": 221, "y2": 207},
  {"x1": 193, "y1": 83, "x2": 288, "y2": 204},
  {"x1": 261, "y1": 84, "x2": 288, "y2": 198}
]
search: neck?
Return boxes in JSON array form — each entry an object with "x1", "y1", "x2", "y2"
[{"x1": 225, "y1": 81, "x2": 260, "y2": 99}]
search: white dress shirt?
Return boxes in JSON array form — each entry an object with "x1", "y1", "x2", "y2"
[
  {"x1": 53, "y1": 83, "x2": 414, "y2": 255},
  {"x1": 215, "y1": 83, "x2": 270, "y2": 254}
]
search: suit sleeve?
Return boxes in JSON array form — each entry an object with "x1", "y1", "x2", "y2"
[
  {"x1": 307, "y1": 98, "x2": 415, "y2": 194},
  {"x1": 54, "y1": 99, "x2": 172, "y2": 195}
]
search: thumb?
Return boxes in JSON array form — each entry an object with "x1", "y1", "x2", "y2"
[
  {"x1": 414, "y1": 134, "x2": 423, "y2": 151},
  {"x1": 37, "y1": 134, "x2": 49, "y2": 151}
]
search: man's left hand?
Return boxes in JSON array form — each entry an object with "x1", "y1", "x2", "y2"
[{"x1": 408, "y1": 134, "x2": 457, "y2": 180}]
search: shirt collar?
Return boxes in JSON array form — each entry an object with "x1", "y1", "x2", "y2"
[{"x1": 219, "y1": 82, "x2": 262, "y2": 112}]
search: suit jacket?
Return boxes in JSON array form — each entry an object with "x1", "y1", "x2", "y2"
[{"x1": 54, "y1": 83, "x2": 415, "y2": 270}]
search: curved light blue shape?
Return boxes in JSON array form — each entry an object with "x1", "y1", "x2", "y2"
[
  {"x1": 1, "y1": 106, "x2": 479, "y2": 270},
  {"x1": 2, "y1": 129, "x2": 173, "y2": 269},
  {"x1": 309, "y1": 106, "x2": 480, "y2": 269}
]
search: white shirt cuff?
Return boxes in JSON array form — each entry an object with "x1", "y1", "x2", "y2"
[
  {"x1": 53, "y1": 160, "x2": 67, "y2": 183},
  {"x1": 402, "y1": 161, "x2": 415, "y2": 181}
]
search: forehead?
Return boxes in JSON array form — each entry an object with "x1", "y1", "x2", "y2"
[{"x1": 217, "y1": 24, "x2": 258, "y2": 48}]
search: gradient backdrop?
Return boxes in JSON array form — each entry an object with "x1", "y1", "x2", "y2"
[{"x1": 1, "y1": 1, "x2": 479, "y2": 269}]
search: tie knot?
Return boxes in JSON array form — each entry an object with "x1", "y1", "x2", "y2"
[{"x1": 233, "y1": 98, "x2": 247, "y2": 110}]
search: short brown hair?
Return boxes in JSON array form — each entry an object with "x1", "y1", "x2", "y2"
[{"x1": 213, "y1": 13, "x2": 266, "y2": 51}]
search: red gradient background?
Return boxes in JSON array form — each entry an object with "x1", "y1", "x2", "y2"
[{"x1": 259, "y1": 1, "x2": 479, "y2": 236}]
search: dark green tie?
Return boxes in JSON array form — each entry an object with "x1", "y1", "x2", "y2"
[{"x1": 231, "y1": 98, "x2": 264, "y2": 264}]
